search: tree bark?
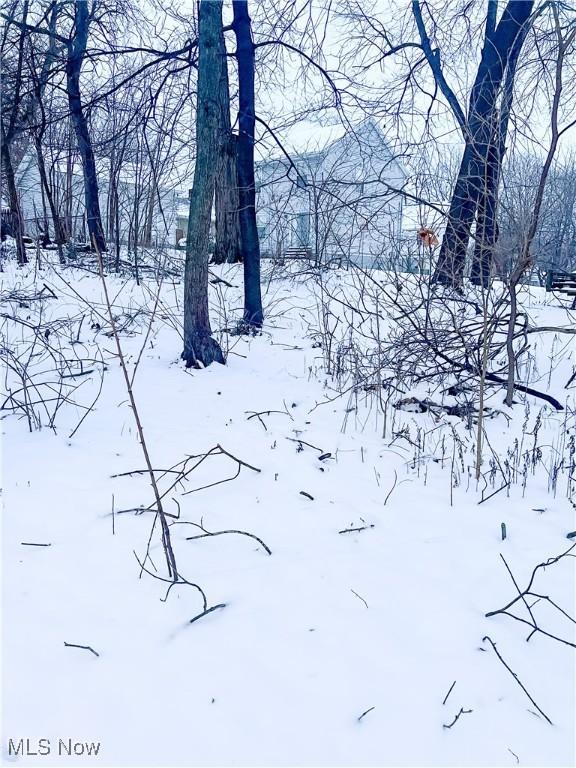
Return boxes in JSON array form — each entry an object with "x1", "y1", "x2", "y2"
[
  {"x1": 1, "y1": 133, "x2": 27, "y2": 265},
  {"x1": 470, "y1": 7, "x2": 531, "y2": 286},
  {"x1": 233, "y1": 0, "x2": 263, "y2": 327},
  {"x1": 213, "y1": 17, "x2": 240, "y2": 265},
  {"x1": 431, "y1": 0, "x2": 534, "y2": 287},
  {"x1": 65, "y1": 0, "x2": 106, "y2": 252},
  {"x1": 214, "y1": 134, "x2": 241, "y2": 264},
  {"x1": 182, "y1": 0, "x2": 225, "y2": 367}
]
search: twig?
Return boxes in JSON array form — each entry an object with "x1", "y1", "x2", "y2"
[
  {"x1": 338, "y1": 524, "x2": 375, "y2": 534},
  {"x1": 383, "y1": 470, "x2": 398, "y2": 506},
  {"x1": 482, "y1": 636, "x2": 553, "y2": 725},
  {"x1": 245, "y1": 409, "x2": 291, "y2": 431},
  {"x1": 133, "y1": 551, "x2": 207, "y2": 610},
  {"x1": 180, "y1": 522, "x2": 272, "y2": 555},
  {"x1": 485, "y1": 545, "x2": 576, "y2": 647},
  {"x1": 95, "y1": 244, "x2": 178, "y2": 581},
  {"x1": 20, "y1": 542, "x2": 51, "y2": 547},
  {"x1": 350, "y1": 589, "x2": 369, "y2": 608},
  {"x1": 442, "y1": 680, "x2": 457, "y2": 706},
  {"x1": 357, "y1": 706, "x2": 375, "y2": 722},
  {"x1": 63, "y1": 642, "x2": 99, "y2": 658},
  {"x1": 478, "y1": 482, "x2": 510, "y2": 505},
  {"x1": 443, "y1": 707, "x2": 472, "y2": 729},
  {"x1": 189, "y1": 603, "x2": 227, "y2": 626},
  {"x1": 286, "y1": 436, "x2": 324, "y2": 453},
  {"x1": 508, "y1": 748, "x2": 520, "y2": 764}
]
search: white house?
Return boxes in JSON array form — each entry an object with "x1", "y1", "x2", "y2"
[
  {"x1": 13, "y1": 150, "x2": 180, "y2": 248},
  {"x1": 255, "y1": 119, "x2": 406, "y2": 269}
]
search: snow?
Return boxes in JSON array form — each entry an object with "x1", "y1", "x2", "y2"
[{"x1": 1, "y1": 254, "x2": 575, "y2": 767}]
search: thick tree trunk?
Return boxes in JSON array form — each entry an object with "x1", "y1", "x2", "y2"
[
  {"x1": 65, "y1": 1, "x2": 106, "y2": 253},
  {"x1": 470, "y1": 137, "x2": 499, "y2": 286},
  {"x1": 214, "y1": 134, "x2": 241, "y2": 264},
  {"x1": 182, "y1": 0, "x2": 225, "y2": 367},
  {"x1": 213, "y1": 23, "x2": 240, "y2": 266},
  {"x1": 432, "y1": 0, "x2": 533, "y2": 287},
  {"x1": 233, "y1": 0, "x2": 263, "y2": 327},
  {"x1": 1, "y1": 134, "x2": 27, "y2": 265},
  {"x1": 470, "y1": 11, "x2": 531, "y2": 287}
]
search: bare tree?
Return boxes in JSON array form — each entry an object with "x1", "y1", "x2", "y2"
[
  {"x1": 182, "y1": 0, "x2": 225, "y2": 368},
  {"x1": 1, "y1": 0, "x2": 32, "y2": 265},
  {"x1": 504, "y1": 4, "x2": 576, "y2": 406},
  {"x1": 412, "y1": 0, "x2": 536, "y2": 288},
  {"x1": 64, "y1": 0, "x2": 106, "y2": 252},
  {"x1": 234, "y1": 0, "x2": 263, "y2": 328}
]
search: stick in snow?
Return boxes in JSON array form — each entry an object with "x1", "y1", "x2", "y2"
[
  {"x1": 64, "y1": 642, "x2": 100, "y2": 658},
  {"x1": 442, "y1": 680, "x2": 457, "y2": 706},
  {"x1": 442, "y1": 707, "x2": 472, "y2": 729},
  {"x1": 350, "y1": 589, "x2": 369, "y2": 609},
  {"x1": 338, "y1": 524, "x2": 375, "y2": 534},
  {"x1": 189, "y1": 603, "x2": 227, "y2": 626},
  {"x1": 183, "y1": 524, "x2": 272, "y2": 555},
  {"x1": 482, "y1": 636, "x2": 553, "y2": 725},
  {"x1": 357, "y1": 706, "x2": 375, "y2": 722}
]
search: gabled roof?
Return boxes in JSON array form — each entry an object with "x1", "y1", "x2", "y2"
[{"x1": 256, "y1": 119, "x2": 405, "y2": 179}]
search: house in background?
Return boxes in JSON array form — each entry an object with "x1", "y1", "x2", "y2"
[
  {"x1": 13, "y1": 150, "x2": 180, "y2": 249},
  {"x1": 255, "y1": 119, "x2": 406, "y2": 269}
]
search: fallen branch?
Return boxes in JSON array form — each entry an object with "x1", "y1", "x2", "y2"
[
  {"x1": 485, "y1": 545, "x2": 576, "y2": 648},
  {"x1": 179, "y1": 521, "x2": 272, "y2": 555},
  {"x1": 482, "y1": 636, "x2": 552, "y2": 724}
]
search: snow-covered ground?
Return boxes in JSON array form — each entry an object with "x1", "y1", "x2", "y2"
[{"x1": 1, "y1": 254, "x2": 575, "y2": 767}]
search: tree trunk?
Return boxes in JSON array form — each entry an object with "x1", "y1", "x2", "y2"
[
  {"x1": 213, "y1": 23, "x2": 240, "y2": 266},
  {"x1": 65, "y1": 0, "x2": 106, "y2": 253},
  {"x1": 65, "y1": 128, "x2": 73, "y2": 239},
  {"x1": 182, "y1": 0, "x2": 225, "y2": 367},
  {"x1": 233, "y1": 0, "x2": 263, "y2": 327},
  {"x1": 214, "y1": 134, "x2": 241, "y2": 264},
  {"x1": 470, "y1": 9, "x2": 531, "y2": 287},
  {"x1": 432, "y1": 0, "x2": 534, "y2": 287},
  {"x1": 1, "y1": 133, "x2": 27, "y2": 265},
  {"x1": 470, "y1": 136, "x2": 499, "y2": 286},
  {"x1": 142, "y1": 139, "x2": 162, "y2": 247}
]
